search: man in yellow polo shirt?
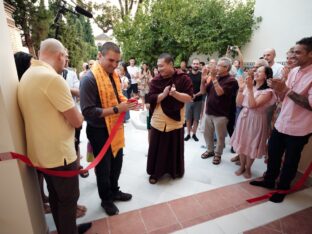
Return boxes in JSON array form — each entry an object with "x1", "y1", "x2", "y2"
[{"x1": 18, "y1": 38, "x2": 90, "y2": 234}]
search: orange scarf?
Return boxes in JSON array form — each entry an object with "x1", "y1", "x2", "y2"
[{"x1": 91, "y1": 61, "x2": 127, "y2": 157}]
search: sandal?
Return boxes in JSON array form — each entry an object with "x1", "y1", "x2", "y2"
[
  {"x1": 76, "y1": 205, "x2": 87, "y2": 218},
  {"x1": 76, "y1": 208, "x2": 86, "y2": 218},
  {"x1": 79, "y1": 166, "x2": 89, "y2": 178},
  {"x1": 43, "y1": 203, "x2": 51, "y2": 214},
  {"x1": 212, "y1": 155, "x2": 221, "y2": 165},
  {"x1": 149, "y1": 176, "x2": 158, "y2": 184},
  {"x1": 201, "y1": 151, "x2": 215, "y2": 159},
  {"x1": 77, "y1": 205, "x2": 87, "y2": 212}
]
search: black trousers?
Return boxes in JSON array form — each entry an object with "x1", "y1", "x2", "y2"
[
  {"x1": 264, "y1": 128, "x2": 311, "y2": 190},
  {"x1": 74, "y1": 126, "x2": 82, "y2": 152},
  {"x1": 127, "y1": 83, "x2": 138, "y2": 96},
  {"x1": 227, "y1": 113, "x2": 236, "y2": 137},
  {"x1": 43, "y1": 160, "x2": 79, "y2": 234},
  {"x1": 86, "y1": 125, "x2": 123, "y2": 201}
]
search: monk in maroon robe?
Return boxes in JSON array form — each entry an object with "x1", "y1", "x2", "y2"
[{"x1": 145, "y1": 53, "x2": 193, "y2": 184}]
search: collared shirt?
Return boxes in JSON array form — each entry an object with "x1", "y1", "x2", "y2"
[
  {"x1": 80, "y1": 70, "x2": 107, "y2": 128},
  {"x1": 17, "y1": 60, "x2": 76, "y2": 168},
  {"x1": 205, "y1": 74, "x2": 238, "y2": 118},
  {"x1": 275, "y1": 64, "x2": 312, "y2": 136}
]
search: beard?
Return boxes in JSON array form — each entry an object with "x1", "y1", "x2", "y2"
[{"x1": 192, "y1": 67, "x2": 199, "y2": 72}]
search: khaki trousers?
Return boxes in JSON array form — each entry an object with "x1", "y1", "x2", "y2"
[{"x1": 204, "y1": 114, "x2": 228, "y2": 156}]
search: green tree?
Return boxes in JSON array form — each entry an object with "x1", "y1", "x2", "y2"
[
  {"x1": 7, "y1": 0, "x2": 97, "y2": 70},
  {"x1": 92, "y1": 0, "x2": 144, "y2": 33},
  {"x1": 31, "y1": 0, "x2": 53, "y2": 53},
  {"x1": 6, "y1": 0, "x2": 40, "y2": 56},
  {"x1": 114, "y1": 0, "x2": 261, "y2": 66}
]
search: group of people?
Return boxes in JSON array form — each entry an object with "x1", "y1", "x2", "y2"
[
  {"x1": 14, "y1": 35, "x2": 312, "y2": 234},
  {"x1": 182, "y1": 38, "x2": 312, "y2": 204}
]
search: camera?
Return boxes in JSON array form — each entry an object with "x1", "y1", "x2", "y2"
[{"x1": 229, "y1": 46, "x2": 236, "y2": 51}]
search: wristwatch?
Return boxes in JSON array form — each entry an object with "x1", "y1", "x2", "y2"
[{"x1": 113, "y1": 106, "x2": 119, "y2": 114}]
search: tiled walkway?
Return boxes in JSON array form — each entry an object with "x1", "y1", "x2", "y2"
[
  {"x1": 47, "y1": 110, "x2": 312, "y2": 233},
  {"x1": 175, "y1": 187, "x2": 312, "y2": 234},
  {"x1": 244, "y1": 207, "x2": 312, "y2": 234},
  {"x1": 83, "y1": 180, "x2": 271, "y2": 234}
]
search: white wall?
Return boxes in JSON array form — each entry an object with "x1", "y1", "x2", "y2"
[
  {"x1": 0, "y1": 1, "x2": 48, "y2": 233},
  {"x1": 242, "y1": 0, "x2": 312, "y2": 63}
]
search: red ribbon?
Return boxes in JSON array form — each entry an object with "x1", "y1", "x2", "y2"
[
  {"x1": 10, "y1": 110, "x2": 128, "y2": 177},
  {"x1": 247, "y1": 161, "x2": 312, "y2": 203}
]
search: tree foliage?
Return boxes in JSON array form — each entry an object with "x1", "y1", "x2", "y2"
[
  {"x1": 5, "y1": 0, "x2": 97, "y2": 70},
  {"x1": 114, "y1": 0, "x2": 262, "y2": 66},
  {"x1": 92, "y1": 0, "x2": 144, "y2": 33},
  {"x1": 6, "y1": 0, "x2": 40, "y2": 56}
]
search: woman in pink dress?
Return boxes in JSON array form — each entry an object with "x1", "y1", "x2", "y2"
[{"x1": 231, "y1": 66, "x2": 277, "y2": 178}]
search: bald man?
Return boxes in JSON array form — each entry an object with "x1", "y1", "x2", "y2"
[
  {"x1": 263, "y1": 48, "x2": 284, "y2": 78},
  {"x1": 18, "y1": 38, "x2": 91, "y2": 234}
]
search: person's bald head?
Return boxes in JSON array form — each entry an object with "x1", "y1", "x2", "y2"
[
  {"x1": 263, "y1": 48, "x2": 276, "y2": 65},
  {"x1": 38, "y1": 38, "x2": 67, "y2": 74},
  {"x1": 82, "y1": 62, "x2": 88, "y2": 70}
]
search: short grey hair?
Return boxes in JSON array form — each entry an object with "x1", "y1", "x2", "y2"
[
  {"x1": 255, "y1": 59, "x2": 269, "y2": 67},
  {"x1": 40, "y1": 38, "x2": 65, "y2": 54},
  {"x1": 218, "y1": 57, "x2": 232, "y2": 72}
]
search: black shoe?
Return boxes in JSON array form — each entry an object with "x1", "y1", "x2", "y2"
[
  {"x1": 79, "y1": 166, "x2": 89, "y2": 178},
  {"x1": 101, "y1": 201, "x2": 119, "y2": 216},
  {"x1": 249, "y1": 180, "x2": 275, "y2": 189},
  {"x1": 78, "y1": 222, "x2": 92, "y2": 234},
  {"x1": 192, "y1": 134, "x2": 199, "y2": 141},
  {"x1": 113, "y1": 191, "x2": 132, "y2": 201},
  {"x1": 184, "y1": 134, "x2": 191, "y2": 141},
  {"x1": 149, "y1": 176, "x2": 158, "y2": 184},
  {"x1": 269, "y1": 193, "x2": 286, "y2": 203}
]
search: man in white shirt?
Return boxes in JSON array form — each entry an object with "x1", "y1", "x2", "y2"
[
  {"x1": 62, "y1": 51, "x2": 89, "y2": 179},
  {"x1": 263, "y1": 48, "x2": 284, "y2": 79},
  {"x1": 127, "y1": 57, "x2": 140, "y2": 97}
]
